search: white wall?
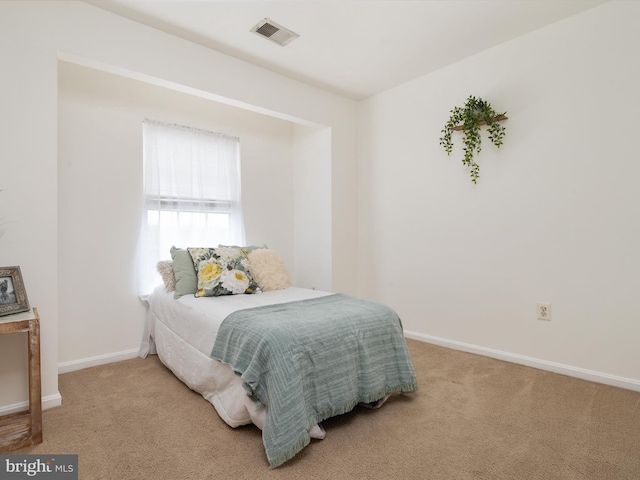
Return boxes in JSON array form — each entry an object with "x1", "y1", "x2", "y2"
[
  {"x1": 0, "y1": 7, "x2": 60, "y2": 410},
  {"x1": 292, "y1": 125, "x2": 332, "y2": 291},
  {"x1": 0, "y1": 1, "x2": 357, "y2": 411},
  {"x1": 357, "y1": 0, "x2": 640, "y2": 389},
  {"x1": 57, "y1": 61, "x2": 297, "y2": 367}
]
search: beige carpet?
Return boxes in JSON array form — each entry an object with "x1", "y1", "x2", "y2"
[{"x1": 14, "y1": 339, "x2": 640, "y2": 479}]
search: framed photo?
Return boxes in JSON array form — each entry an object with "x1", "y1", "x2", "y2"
[{"x1": 0, "y1": 266, "x2": 30, "y2": 317}]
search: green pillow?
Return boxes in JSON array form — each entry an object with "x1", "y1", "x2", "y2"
[{"x1": 170, "y1": 246, "x2": 197, "y2": 298}]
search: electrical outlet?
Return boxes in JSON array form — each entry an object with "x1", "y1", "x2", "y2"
[{"x1": 536, "y1": 302, "x2": 552, "y2": 321}]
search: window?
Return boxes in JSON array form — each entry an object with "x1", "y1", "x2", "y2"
[{"x1": 137, "y1": 119, "x2": 246, "y2": 296}]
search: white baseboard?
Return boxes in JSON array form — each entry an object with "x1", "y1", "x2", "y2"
[
  {"x1": 404, "y1": 330, "x2": 640, "y2": 393},
  {"x1": 1, "y1": 350, "x2": 139, "y2": 414},
  {"x1": 58, "y1": 348, "x2": 140, "y2": 374},
  {"x1": 0, "y1": 392, "x2": 62, "y2": 416}
]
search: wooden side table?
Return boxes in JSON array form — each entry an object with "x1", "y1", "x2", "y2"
[{"x1": 0, "y1": 307, "x2": 43, "y2": 451}]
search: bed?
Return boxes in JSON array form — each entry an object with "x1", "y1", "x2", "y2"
[{"x1": 140, "y1": 247, "x2": 418, "y2": 467}]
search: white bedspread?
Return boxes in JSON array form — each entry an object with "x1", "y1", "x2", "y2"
[{"x1": 140, "y1": 286, "x2": 331, "y2": 433}]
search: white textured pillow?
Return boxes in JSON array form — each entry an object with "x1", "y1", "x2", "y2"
[
  {"x1": 248, "y1": 249, "x2": 292, "y2": 292},
  {"x1": 156, "y1": 260, "x2": 176, "y2": 292}
]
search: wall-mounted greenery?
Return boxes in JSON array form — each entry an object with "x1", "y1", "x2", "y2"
[{"x1": 439, "y1": 95, "x2": 507, "y2": 184}]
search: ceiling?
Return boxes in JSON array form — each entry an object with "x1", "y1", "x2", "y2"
[{"x1": 88, "y1": 0, "x2": 608, "y2": 101}]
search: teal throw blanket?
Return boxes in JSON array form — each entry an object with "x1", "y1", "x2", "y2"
[{"x1": 211, "y1": 293, "x2": 418, "y2": 468}]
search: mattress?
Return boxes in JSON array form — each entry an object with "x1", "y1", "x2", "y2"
[{"x1": 140, "y1": 285, "x2": 332, "y2": 434}]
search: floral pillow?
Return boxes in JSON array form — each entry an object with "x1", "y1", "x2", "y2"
[{"x1": 187, "y1": 247, "x2": 260, "y2": 297}]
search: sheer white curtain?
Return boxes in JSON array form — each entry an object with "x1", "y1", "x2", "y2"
[{"x1": 137, "y1": 119, "x2": 246, "y2": 297}]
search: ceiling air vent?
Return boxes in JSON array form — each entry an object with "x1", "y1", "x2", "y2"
[{"x1": 251, "y1": 18, "x2": 299, "y2": 46}]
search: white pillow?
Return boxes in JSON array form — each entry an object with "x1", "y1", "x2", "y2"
[
  {"x1": 247, "y1": 249, "x2": 292, "y2": 292},
  {"x1": 156, "y1": 260, "x2": 176, "y2": 292}
]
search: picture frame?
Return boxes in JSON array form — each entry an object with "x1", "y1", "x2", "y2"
[{"x1": 0, "y1": 266, "x2": 30, "y2": 317}]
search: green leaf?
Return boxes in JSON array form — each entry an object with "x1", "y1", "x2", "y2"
[{"x1": 439, "y1": 96, "x2": 507, "y2": 183}]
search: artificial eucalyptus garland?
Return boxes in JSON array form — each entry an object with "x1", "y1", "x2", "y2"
[{"x1": 439, "y1": 95, "x2": 506, "y2": 184}]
